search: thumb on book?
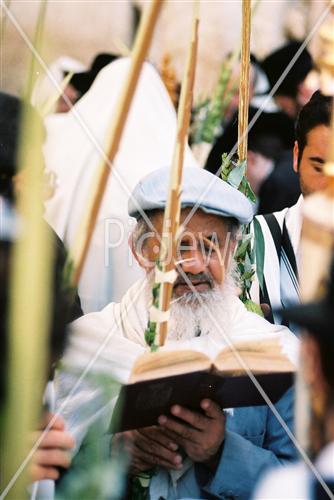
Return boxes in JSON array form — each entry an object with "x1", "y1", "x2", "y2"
[{"x1": 200, "y1": 399, "x2": 223, "y2": 419}]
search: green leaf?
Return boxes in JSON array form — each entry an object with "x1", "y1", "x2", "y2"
[
  {"x1": 131, "y1": 475, "x2": 150, "y2": 500},
  {"x1": 220, "y1": 155, "x2": 233, "y2": 181},
  {"x1": 240, "y1": 177, "x2": 257, "y2": 203},
  {"x1": 244, "y1": 255, "x2": 254, "y2": 273},
  {"x1": 234, "y1": 233, "x2": 251, "y2": 259},
  {"x1": 226, "y1": 162, "x2": 246, "y2": 189},
  {"x1": 241, "y1": 270, "x2": 255, "y2": 280},
  {"x1": 253, "y1": 218, "x2": 265, "y2": 293},
  {"x1": 145, "y1": 326, "x2": 156, "y2": 347},
  {"x1": 62, "y1": 256, "x2": 75, "y2": 294},
  {"x1": 244, "y1": 299, "x2": 264, "y2": 317}
]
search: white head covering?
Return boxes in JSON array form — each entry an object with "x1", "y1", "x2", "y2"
[
  {"x1": 251, "y1": 63, "x2": 279, "y2": 113},
  {"x1": 43, "y1": 57, "x2": 198, "y2": 313},
  {"x1": 31, "y1": 56, "x2": 86, "y2": 113}
]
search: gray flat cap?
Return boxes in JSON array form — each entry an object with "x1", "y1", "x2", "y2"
[{"x1": 128, "y1": 166, "x2": 254, "y2": 225}]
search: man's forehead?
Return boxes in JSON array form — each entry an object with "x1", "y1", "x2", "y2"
[
  {"x1": 306, "y1": 124, "x2": 330, "y2": 150},
  {"x1": 181, "y1": 209, "x2": 226, "y2": 231}
]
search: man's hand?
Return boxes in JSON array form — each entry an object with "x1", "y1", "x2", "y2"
[
  {"x1": 29, "y1": 414, "x2": 75, "y2": 482},
  {"x1": 158, "y1": 399, "x2": 225, "y2": 467},
  {"x1": 112, "y1": 426, "x2": 183, "y2": 475}
]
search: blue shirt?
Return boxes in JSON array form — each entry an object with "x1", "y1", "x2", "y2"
[{"x1": 149, "y1": 387, "x2": 296, "y2": 500}]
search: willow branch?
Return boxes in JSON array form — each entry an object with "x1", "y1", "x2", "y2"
[
  {"x1": 25, "y1": 0, "x2": 48, "y2": 101},
  {"x1": 157, "y1": 4, "x2": 199, "y2": 346},
  {"x1": 2, "y1": 78, "x2": 52, "y2": 500},
  {"x1": 0, "y1": 0, "x2": 12, "y2": 45},
  {"x1": 69, "y1": 0, "x2": 162, "y2": 288},
  {"x1": 237, "y1": 0, "x2": 251, "y2": 164}
]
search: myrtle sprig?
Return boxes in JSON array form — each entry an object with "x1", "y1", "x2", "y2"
[
  {"x1": 220, "y1": 153, "x2": 263, "y2": 316},
  {"x1": 131, "y1": 471, "x2": 155, "y2": 500},
  {"x1": 144, "y1": 261, "x2": 162, "y2": 352},
  {"x1": 62, "y1": 256, "x2": 76, "y2": 294},
  {"x1": 190, "y1": 55, "x2": 238, "y2": 145},
  {"x1": 221, "y1": 153, "x2": 256, "y2": 202}
]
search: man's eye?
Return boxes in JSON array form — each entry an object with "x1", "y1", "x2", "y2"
[
  {"x1": 203, "y1": 244, "x2": 214, "y2": 254},
  {"x1": 179, "y1": 244, "x2": 192, "y2": 251},
  {"x1": 313, "y1": 165, "x2": 323, "y2": 173}
]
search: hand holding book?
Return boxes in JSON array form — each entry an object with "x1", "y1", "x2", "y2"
[
  {"x1": 113, "y1": 398, "x2": 226, "y2": 477},
  {"x1": 112, "y1": 426, "x2": 183, "y2": 474},
  {"x1": 158, "y1": 399, "x2": 226, "y2": 467}
]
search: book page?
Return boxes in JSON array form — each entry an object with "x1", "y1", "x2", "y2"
[
  {"x1": 129, "y1": 349, "x2": 212, "y2": 383},
  {"x1": 214, "y1": 338, "x2": 296, "y2": 375}
]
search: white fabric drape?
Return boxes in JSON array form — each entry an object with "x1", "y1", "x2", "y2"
[
  {"x1": 62, "y1": 277, "x2": 299, "y2": 384},
  {"x1": 43, "y1": 58, "x2": 198, "y2": 313}
]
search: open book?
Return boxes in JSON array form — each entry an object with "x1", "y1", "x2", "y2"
[{"x1": 110, "y1": 337, "x2": 295, "y2": 432}]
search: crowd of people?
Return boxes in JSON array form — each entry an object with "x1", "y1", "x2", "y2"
[{"x1": 0, "y1": 32, "x2": 333, "y2": 500}]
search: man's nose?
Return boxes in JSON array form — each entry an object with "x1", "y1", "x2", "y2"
[{"x1": 180, "y1": 248, "x2": 206, "y2": 274}]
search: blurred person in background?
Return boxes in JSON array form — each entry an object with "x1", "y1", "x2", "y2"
[
  {"x1": 69, "y1": 52, "x2": 119, "y2": 101},
  {"x1": 0, "y1": 91, "x2": 79, "y2": 497},
  {"x1": 0, "y1": 204, "x2": 76, "y2": 495},
  {"x1": 0, "y1": 91, "x2": 82, "y2": 319},
  {"x1": 254, "y1": 254, "x2": 334, "y2": 498},
  {"x1": 43, "y1": 58, "x2": 198, "y2": 313},
  {"x1": 205, "y1": 106, "x2": 296, "y2": 210},
  {"x1": 31, "y1": 57, "x2": 86, "y2": 114},
  {"x1": 251, "y1": 91, "x2": 332, "y2": 330},
  {"x1": 261, "y1": 41, "x2": 315, "y2": 121},
  {"x1": 217, "y1": 54, "x2": 279, "y2": 131}
]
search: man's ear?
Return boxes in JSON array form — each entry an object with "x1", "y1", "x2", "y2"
[
  {"x1": 229, "y1": 238, "x2": 238, "y2": 254},
  {"x1": 223, "y1": 238, "x2": 238, "y2": 269},
  {"x1": 129, "y1": 234, "x2": 153, "y2": 270},
  {"x1": 293, "y1": 141, "x2": 299, "y2": 173},
  {"x1": 129, "y1": 234, "x2": 146, "y2": 269}
]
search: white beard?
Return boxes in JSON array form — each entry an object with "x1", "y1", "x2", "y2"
[{"x1": 167, "y1": 268, "x2": 238, "y2": 341}]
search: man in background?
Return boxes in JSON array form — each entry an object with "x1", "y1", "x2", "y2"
[
  {"x1": 205, "y1": 106, "x2": 298, "y2": 212},
  {"x1": 0, "y1": 91, "x2": 77, "y2": 494},
  {"x1": 261, "y1": 41, "x2": 315, "y2": 120},
  {"x1": 253, "y1": 91, "x2": 332, "y2": 327},
  {"x1": 254, "y1": 254, "x2": 334, "y2": 498}
]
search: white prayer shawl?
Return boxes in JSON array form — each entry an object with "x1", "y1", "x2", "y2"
[
  {"x1": 62, "y1": 277, "x2": 299, "y2": 381},
  {"x1": 253, "y1": 440, "x2": 334, "y2": 499},
  {"x1": 57, "y1": 277, "x2": 299, "y2": 496},
  {"x1": 31, "y1": 56, "x2": 86, "y2": 113},
  {"x1": 43, "y1": 58, "x2": 198, "y2": 313},
  {"x1": 251, "y1": 196, "x2": 303, "y2": 325}
]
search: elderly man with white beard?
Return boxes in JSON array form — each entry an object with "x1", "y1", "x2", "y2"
[{"x1": 58, "y1": 167, "x2": 299, "y2": 499}]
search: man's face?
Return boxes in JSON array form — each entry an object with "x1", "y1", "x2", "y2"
[
  {"x1": 56, "y1": 83, "x2": 79, "y2": 113},
  {"x1": 138, "y1": 208, "x2": 236, "y2": 299},
  {"x1": 293, "y1": 124, "x2": 331, "y2": 197}
]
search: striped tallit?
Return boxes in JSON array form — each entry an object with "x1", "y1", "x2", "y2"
[{"x1": 251, "y1": 196, "x2": 303, "y2": 328}]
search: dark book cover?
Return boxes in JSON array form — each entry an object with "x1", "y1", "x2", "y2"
[{"x1": 110, "y1": 370, "x2": 294, "y2": 432}]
